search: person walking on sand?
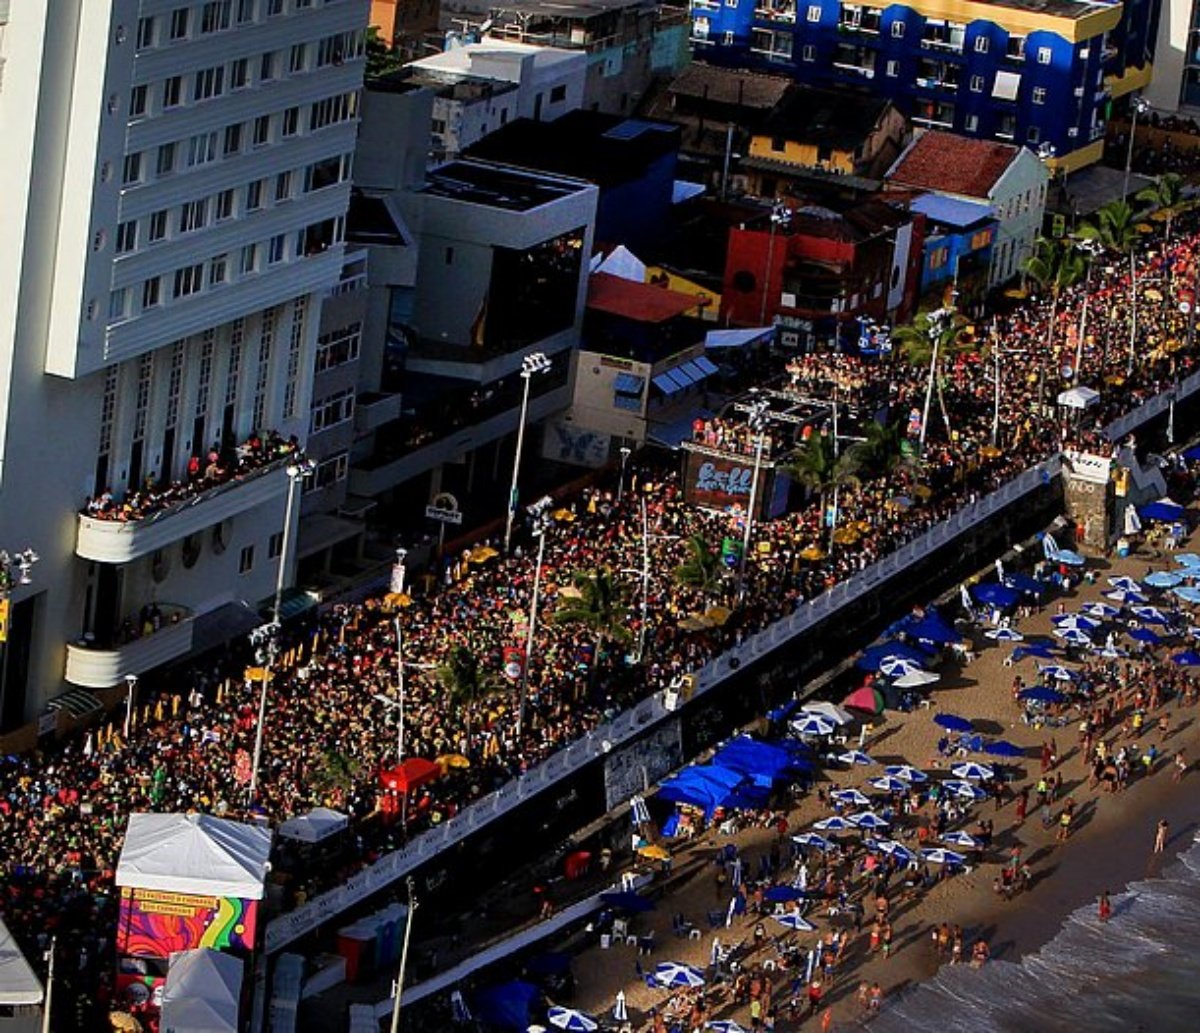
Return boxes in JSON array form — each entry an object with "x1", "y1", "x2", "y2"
[
  {"x1": 1099, "y1": 890, "x2": 1112, "y2": 922},
  {"x1": 1154, "y1": 818, "x2": 1170, "y2": 853},
  {"x1": 1173, "y1": 750, "x2": 1188, "y2": 783}
]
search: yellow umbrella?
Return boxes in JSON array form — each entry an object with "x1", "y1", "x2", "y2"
[
  {"x1": 469, "y1": 546, "x2": 499, "y2": 564},
  {"x1": 243, "y1": 666, "x2": 267, "y2": 682},
  {"x1": 436, "y1": 753, "x2": 471, "y2": 771},
  {"x1": 1136, "y1": 222, "x2": 1155, "y2": 234},
  {"x1": 559, "y1": 585, "x2": 583, "y2": 599},
  {"x1": 637, "y1": 844, "x2": 670, "y2": 861},
  {"x1": 704, "y1": 606, "x2": 732, "y2": 627},
  {"x1": 1164, "y1": 337, "x2": 1186, "y2": 352},
  {"x1": 913, "y1": 484, "x2": 933, "y2": 500},
  {"x1": 1004, "y1": 287, "x2": 1028, "y2": 300},
  {"x1": 678, "y1": 615, "x2": 711, "y2": 631},
  {"x1": 979, "y1": 445, "x2": 1002, "y2": 459},
  {"x1": 552, "y1": 508, "x2": 576, "y2": 523},
  {"x1": 384, "y1": 592, "x2": 413, "y2": 609},
  {"x1": 799, "y1": 546, "x2": 826, "y2": 561},
  {"x1": 109, "y1": 1012, "x2": 144, "y2": 1033},
  {"x1": 832, "y1": 527, "x2": 860, "y2": 545},
  {"x1": 853, "y1": 521, "x2": 872, "y2": 533},
  {"x1": 1144, "y1": 288, "x2": 1163, "y2": 302}
]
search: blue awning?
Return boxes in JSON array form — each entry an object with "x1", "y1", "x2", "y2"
[
  {"x1": 911, "y1": 194, "x2": 995, "y2": 229},
  {"x1": 693, "y1": 355, "x2": 720, "y2": 376},
  {"x1": 667, "y1": 365, "x2": 698, "y2": 387},
  {"x1": 679, "y1": 359, "x2": 713, "y2": 383},
  {"x1": 613, "y1": 372, "x2": 645, "y2": 394},
  {"x1": 652, "y1": 372, "x2": 684, "y2": 395},
  {"x1": 705, "y1": 327, "x2": 774, "y2": 349}
]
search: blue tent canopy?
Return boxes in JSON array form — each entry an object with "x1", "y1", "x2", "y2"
[
  {"x1": 1004, "y1": 572, "x2": 1048, "y2": 595},
  {"x1": 474, "y1": 981, "x2": 540, "y2": 1030},
  {"x1": 1183, "y1": 445, "x2": 1200, "y2": 461},
  {"x1": 972, "y1": 582, "x2": 1021, "y2": 608},
  {"x1": 1139, "y1": 499, "x2": 1185, "y2": 523},
  {"x1": 713, "y1": 736, "x2": 811, "y2": 781},
  {"x1": 766, "y1": 700, "x2": 800, "y2": 722},
  {"x1": 857, "y1": 640, "x2": 934, "y2": 672},
  {"x1": 906, "y1": 610, "x2": 962, "y2": 645}
]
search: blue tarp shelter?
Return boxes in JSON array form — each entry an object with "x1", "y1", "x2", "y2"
[
  {"x1": 906, "y1": 609, "x2": 962, "y2": 645},
  {"x1": 712, "y1": 737, "x2": 813, "y2": 781},
  {"x1": 1004, "y1": 572, "x2": 1047, "y2": 595},
  {"x1": 474, "y1": 981, "x2": 540, "y2": 1030},
  {"x1": 971, "y1": 582, "x2": 1021, "y2": 608}
]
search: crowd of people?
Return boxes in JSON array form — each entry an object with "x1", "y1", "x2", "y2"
[
  {"x1": 83, "y1": 430, "x2": 300, "y2": 521},
  {"x1": 5, "y1": 201, "x2": 1200, "y2": 1023}
]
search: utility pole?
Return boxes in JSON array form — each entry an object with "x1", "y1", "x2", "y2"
[{"x1": 389, "y1": 878, "x2": 418, "y2": 1033}]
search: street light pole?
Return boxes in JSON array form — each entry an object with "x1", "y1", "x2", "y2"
[
  {"x1": 618, "y1": 445, "x2": 632, "y2": 502},
  {"x1": 123, "y1": 673, "x2": 138, "y2": 739},
  {"x1": 0, "y1": 548, "x2": 38, "y2": 722},
  {"x1": 1074, "y1": 240, "x2": 1101, "y2": 382},
  {"x1": 518, "y1": 497, "x2": 552, "y2": 740},
  {"x1": 1123, "y1": 96, "x2": 1150, "y2": 200},
  {"x1": 388, "y1": 878, "x2": 418, "y2": 1033},
  {"x1": 393, "y1": 549, "x2": 407, "y2": 762},
  {"x1": 639, "y1": 496, "x2": 650, "y2": 663},
  {"x1": 919, "y1": 309, "x2": 951, "y2": 455},
  {"x1": 504, "y1": 352, "x2": 551, "y2": 553},
  {"x1": 758, "y1": 205, "x2": 790, "y2": 325},
  {"x1": 273, "y1": 458, "x2": 315, "y2": 624},
  {"x1": 737, "y1": 399, "x2": 770, "y2": 602},
  {"x1": 246, "y1": 621, "x2": 280, "y2": 806},
  {"x1": 39, "y1": 936, "x2": 55, "y2": 1033}
]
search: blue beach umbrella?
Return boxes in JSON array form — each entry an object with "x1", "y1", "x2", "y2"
[
  {"x1": 1037, "y1": 663, "x2": 1076, "y2": 681},
  {"x1": 836, "y1": 750, "x2": 874, "y2": 766},
  {"x1": 940, "y1": 780, "x2": 988, "y2": 800},
  {"x1": 1172, "y1": 650, "x2": 1200, "y2": 667},
  {"x1": 1053, "y1": 628, "x2": 1092, "y2": 646},
  {"x1": 869, "y1": 775, "x2": 909, "y2": 793},
  {"x1": 921, "y1": 847, "x2": 967, "y2": 865},
  {"x1": 792, "y1": 831, "x2": 833, "y2": 851},
  {"x1": 707, "y1": 1023, "x2": 750, "y2": 1033},
  {"x1": 1173, "y1": 586, "x2": 1200, "y2": 605},
  {"x1": 951, "y1": 761, "x2": 995, "y2": 780},
  {"x1": 934, "y1": 713, "x2": 974, "y2": 732},
  {"x1": 831, "y1": 788, "x2": 871, "y2": 807},
  {"x1": 548, "y1": 1006, "x2": 599, "y2": 1032},
  {"x1": 849, "y1": 811, "x2": 890, "y2": 830},
  {"x1": 1081, "y1": 602, "x2": 1120, "y2": 619},
  {"x1": 1107, "y1": 575, "x2": 1144, "y2": 592},
  {"x1": 866, "y1": 838, "x2": 916, "y2": 864},
  {"x1": 884, "y1": 764, "x2": 928, "y2": 783},
  {"x1": 1052, "y1": 613, "x2": 1100, "y2": 630},
  {"x1": 1130, "y1": 605, "x2": 1172, "y2": 625},
  {"x1": 940, "y1": 830, "x2": 983, "y2": 849},
  {"x1": 813, "y1": 815, "x2": 854, "y2": 831},
  {"x1": 654, "y1": 962, "x2": 706, "y2": 988},
  {"x1": 1139, "y1": 499, "x2": 1185, "y2": 523},
  {"x1": 1106, "y1": 588, "x2": 1148, "y2": 605},
  {"x1": 1127, "y1": 627, "x2": 1162, "y2": 644},
  {"x1": 792, "y1": 715, "x2": 836, "y2": 737},
  {"x1": 772, "y1": 913, "x2": 816, "y2": 932},
  {"x1": 1174, "y1": 553, "x2": 1200, "y2": 567},
  {"x1": 1020, "y1": 685, "x2": 1067, "y2": 704},
  {"x1": 1145, "y1": 571, "x2": 1184, "y2": 588},
  {"x1": 764, "y1": 884, "x2": 808, "y2": 903},
  {"x1": 877, "y1": 655, "x2": 927, "y2": 678},
  {"x1": 985, "y1": 627, "x2": 1024, "y2": 641}
]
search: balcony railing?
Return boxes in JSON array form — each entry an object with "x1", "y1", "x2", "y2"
[
  {"x1": 76, "y1": 461, "x2": 290, "y2": 564},
  {"x1": 755, "y1": 4, "x2": 797, "y2": 23},
  {"x1": 64, "y1": 606, "x2": 194, "y2": 689}
]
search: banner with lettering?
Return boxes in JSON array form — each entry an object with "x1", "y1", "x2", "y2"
[
  {"x1": 117, "y1": 886, "x2": 259, "y2": 958},
  {"x1": 683, "y1": 451, "x2": 780, "y2": 518}
]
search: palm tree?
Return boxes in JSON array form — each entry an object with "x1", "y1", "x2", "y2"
[
  {"x1": 782, "y1": 434, "x2": 860, "y2": 549},
  {"x1": 846, "y1": 418, "x2": 913, "y2": 481},
  {"x1": 311, "y1": 749, "x2": 361, "y2": 801},
  {"x1": 438, "y1": 644, "x2": 501, "y2": 744},
  {"x1": 1021, "y1": 237, "x2": 1086, "y2": 397},
  {"x1": 552, "y1": 568, "x2": 633, "y2": 675},
  {"x1": 673, "y1": 535, "x2": 724, "y2": 595},
  {"x1": 1079, "y1": 199, "x2": 1141, "y2": 375},
  {"x1": 1137, "y1": 172, "x2": 1191, "y2": 243},
  {"x1": 892, "y1": 308, "x2": 973, "y2": 448}
]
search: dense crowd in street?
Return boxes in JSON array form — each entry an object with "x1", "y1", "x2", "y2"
[{"x1": 5, "y1": 207, "x2": 1200, "y2": 1020}]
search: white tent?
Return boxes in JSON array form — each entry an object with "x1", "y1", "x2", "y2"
[
  {"x1": 277, "y1": 807, "x2": 349, "y2": 844},
  {"x1": 593, "y1": 245, "x2": 646, "y2": 283},
  {"x1": 1057, "y1": 385, "x2": 1100, "y2": 410},
  {"x1": 117, "y1": 814, "x2": 272, "y2": 900},
  {"x1": 161, "y1": 949, "x2": 243, "y2": 1033},
  {"x1": 0, "y1": 917, "x2": 43, "y2": 1008}
]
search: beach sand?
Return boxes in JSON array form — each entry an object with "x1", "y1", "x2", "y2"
[{"x1": 566, "y1": 539, "x2": 1200, "y2": 1031}]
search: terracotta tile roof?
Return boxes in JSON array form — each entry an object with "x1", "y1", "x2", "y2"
[{"x1": 886, "y1": 131, "x2": 1019, "y2": 200}]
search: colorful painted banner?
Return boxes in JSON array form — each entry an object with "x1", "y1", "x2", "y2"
[{"x1": 118, "y1": 887, "x2": 258, "y2": 958}]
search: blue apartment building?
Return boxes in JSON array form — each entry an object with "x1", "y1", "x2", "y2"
[{"x1": 689, "y1": 0, "x2": 1160, "y2": 171}]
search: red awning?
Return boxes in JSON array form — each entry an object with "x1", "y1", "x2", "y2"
[{"x1": 380, "y1": 757, "x2": 441, "y2": 794}]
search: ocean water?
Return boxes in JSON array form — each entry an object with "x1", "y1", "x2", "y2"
[{"x1": 866, "y1": 835, "x2": 1200, "y2": 1032}]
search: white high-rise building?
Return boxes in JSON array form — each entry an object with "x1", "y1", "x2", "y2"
[{"x1": 0, "y1": 0, "x2": 368, "y2": 730}]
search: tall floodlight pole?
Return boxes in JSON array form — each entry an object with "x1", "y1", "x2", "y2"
[
  {"x1": 737, "y1": 398, "x2": 771, "y2": 602},
  {"x1": 504, "y1": 352, "x2": 551, "y2": 553}
]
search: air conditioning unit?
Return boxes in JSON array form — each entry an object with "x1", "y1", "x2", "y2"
[
  {"x1": 1074, "y1": 86, "x2": 1084, "y2": 97},
  {"x1": 1079, "y1": 48, "x2": 1090, "y2": 59}
]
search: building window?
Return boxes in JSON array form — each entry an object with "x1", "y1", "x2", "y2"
[
  {"x1": 143, "y1": 277, "x2": 161, "y2": 308},
  {"x1": 122, "y1": 152, "x2": 143, "y2": 185},
  {"x1": 163, "y1": 75, "x2": 182, "y2": 108},
  {"x1": 1032, "y1": 86, "x2": 1046, "y2": 105},
  {"x1": 807, "y1": 5, "x2": 820, "y2": 22},
  {"x1": 282, "y1": 106, "x2": 300, "y2": 136},
  {"x1": 969, "y1": 75, "x2": 983, "y2": 92},
  {"x1": 239, "y1": 545, "x2": 255, "y2": 574},
  {"x1": 116, "y1": 220, "x2": 138, "y2": 254},
  {"x1": 261, "y1": 51, "x2": 277, "y2": 81},
  {"x1": 886, "y1": 59, "x2": 898, "y2": 77},
  {"x1": 267, "y1": 0, "x2": 284, "y2": 15},
  {"x1": 109, "y1": 288, "x2": 129, "y2": 322},
  {"x1": 310, "y1": 388, "x2": 355, "y2": 433},
  {"x1": 1037, "y1": 47, "x2": 1051, "y2": 65},
  {"x1": 315, "y1": 323, "x2": 362, "y2": 371},
  {"x1": 247, "y1": 179, "x2": 264, "y2": 211},
  {"x1": 1027, "y1": 125, "x2": 1041, "y2": 143},
  {"x1": 802, "y1": 44, "x2": 815, "y2": 62},
  {"x1": 550, "y1": 84, "x2": 567, "y2": 103},
  {"x1": 974, "y1": 35, "x2": 989, "y2": 53},
  {"x1": 891, "y1": 20, "x2": 904, "y2": 38},
  {"x1": 237, "y1": 0, "x2": 256, "y2": 23},
  {"x1": 306, "y1": 453, "x2": 348, "y2": 491},
  {"x1": 193, "y1": 65, "x2": 225, "y2": 102},
  {"x1": 186, "y1": 131, "x2": 218, "y2": 166},
  {"x1": 156, "y1": 142, "x2": 176, "y2": 176},
  {"x1": 231, "y1": 58, "x2": 249, "y2": 90},
  {"x1": 965, "y1": 113, "x2": 979, "y2": 132},
  {"x1": 216, "y1": 188, "x2": 236, "y2": 220},
  {"x1": 275, "y1": 171, "x2": 292, "y2": 202},
  {"x1": 201, "y1": 1, "x2": 231, "y2": 33},
  {"x1": 290, "y1": 43, "x2": 307, "y2": 74},
  {"x1": 268, "y1": 234, "x2": 286, "y2": 264},
  {"x1": 169, "y1": 7, "x2": 189, "y2": 40},
  {"x1": 149, "y1": 210, "x2": 168, "y2": 242},
  {"x1": 268, "y1": 532, "x2": 284, "y2": 559},
  {"x1": 130, "y1": 84, "x2": 148, "y2": 117},
  {"x1": 210, "y1": 253, "x2": 229, "y2": 285},
  {"x1": 174, "y1": 263, "x2": 205, "y2": 297},
  {"x1": 240, "y1": 243, "x2": 259, "y2": 274},
  {"x1": 930, "y1": 247, "x2": 948, "y2": 271},
  {"x1": 253, "y1": 114, "x2": 271, "y2": 146},
  {"x1": 224, "y1": 123, "x2": 243, "y2": 156},
  {"x1": 136, "y1": 16, "x2": 155, "y2": 48}
]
